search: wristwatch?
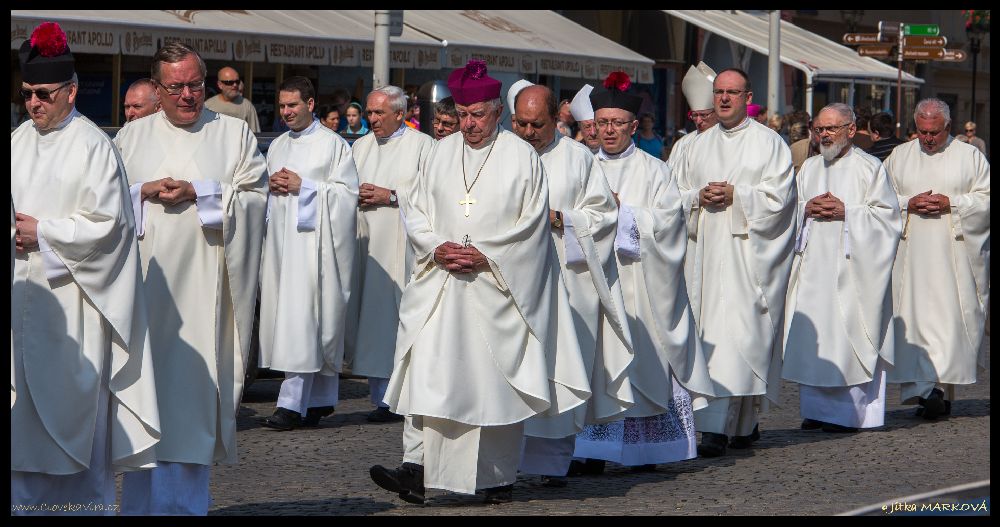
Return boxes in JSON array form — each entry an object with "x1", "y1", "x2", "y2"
[
  {"x1": 552, "y1": 210, "x2": 563, "y2": 229},
  {"x1": 389, "y1": 190, "x2": 398, "y2": 206}
]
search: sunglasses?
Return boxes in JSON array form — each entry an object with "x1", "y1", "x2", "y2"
[
  {"x1": 219, "y1": 79, "x2": 242, "y2": 86},
  {"x1": 20, "y1": 82, "x2": 72, "y2": 102}
]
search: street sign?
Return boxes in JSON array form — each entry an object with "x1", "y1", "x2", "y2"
[
  {"x1": 902, "y1": 47, "x2": 945, "y2": 60},
  {"x1": 904, "y1": 24, "x2": 940, "y2": 36},
  {"x1": 843, "y1": 33, "x2": 880, "y2": 45},
  {"x1": 878, "y1": 21, "x2": 900, "y2": 41},
  {"x1": 858, "y1": 45, "x2": 894, "y2": 57},
  {"x1": 389, "y1": 10, "x2": 404, "y2": 37},
  {"x1": 940, "y1": 49, "x2": 968, "y2": 62},
  {"x1": 903, "y1": 35, "x2": 947, "y2": 47}
]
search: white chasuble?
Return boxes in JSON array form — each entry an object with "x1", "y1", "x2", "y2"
[
  {"x1": 11, "y1": 110, "x2": 159, "y2": 474},
  {"x1": 674, "y1": 118, "x2": 796, "y2": 401},
  {"x1": 114, "y1": 110, "x2": 267, "y2": 465},
  {"x1": 782, "y1": 147, "x2": 901, "y2": 387},
  {"x1": 346, "y1": 126, "x2": 434, "y2": 378},
  {"x1": 524, "y1": 135, "x2": 634, "y2": 440},
  {"x1": 601, "y1": 146, "x2": 714, "y2": 415},
  {"x1": 385, "y1": 129, "x2": 589, "y2": 427},
  {"x1": 259, "y1": 120, "x2": 359, "y2": 374},
  {"x1": 884, "y1": 138, "x2": 990, "y2": 387}
]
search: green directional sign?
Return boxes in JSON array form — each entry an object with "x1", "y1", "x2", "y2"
[{"x1": 904, "y1": 24, "x2": 940, "y2": 36}]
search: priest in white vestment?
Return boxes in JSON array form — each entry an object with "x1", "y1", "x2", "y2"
[
  {"x1": 258, "y1": 77, "x2": 358, "y2": 431},
  {"x1": 369, "y1": 60, "x2": 589, "y2": 505},
  {"x1": 114, "y1": 43, "x2": 268, "y2": 515},
  {"x1": 512, "y1": 85, "x2": 635, "y2": 485},
  {"x1": 11, "y1": 22, "x2": 160, "y2": 515},
  {"x1": 884, "y1": 98, "x2": 990, "y2": 419},
  {"x1": 667, "y1": 62, "x2": 718, "y2": 170},
  {"x1": 574, "y1": 72, "x2": 712, "y2": 470},
  {"x1": 569, "y1": 84, "x2": 601, "y2": 154},
  {"x1": 345, "y1": 85, "x2": 434, "y2": 423},
  {"x1": 673, "y1": 68, "x2": 796, "y2": 457},
  {"x1": 781, "y1": 104, "x2": 902, "y2": 433}
]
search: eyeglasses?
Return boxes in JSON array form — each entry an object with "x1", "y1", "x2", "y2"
[
  {"x1": 595, "y1": 119, "x2": 631, "y2": 130},
  {"x1": 812, "y1": 123, "x2": 852, "y2": 135},
  {"x1": 219, "y1": 79, "x2": 241, "y2": 86},
  {"x1": 157, "y1": 79, "x2": 206, "y2": 96},
  {"x1": 433, "y1": 118, "x2": 458, "y2": 127},
  {"x1": 687, "y1": 110, "x2": 715, "y2": 121},
  {"x1": 712, "y1": 89, "x2": 746, "y2": 98},
  {"x1": 965, "y1": 129, "x2": 975, "y2": 133},
  {"x1": 20, "y1": 82, "x2": 72, "y2": 102}
]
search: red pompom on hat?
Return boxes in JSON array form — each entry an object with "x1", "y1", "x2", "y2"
[
  {"x1": 19, "y1": 21, "x2": 75, "y2": 85},
  {"x1": 447, "y1": 59, "x2": 502, "y2": 106},
  {"x1": 590, "y1": 70, "x2": 642, "y2": 115}
]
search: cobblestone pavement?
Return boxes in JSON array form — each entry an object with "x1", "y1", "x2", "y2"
[{"x1": 204, "y1": 338, "x2": 989, "y2": 516}]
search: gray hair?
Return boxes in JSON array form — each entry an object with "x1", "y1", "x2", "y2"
[
  {"x1": 914, "y1": 98, "x2": 951, "y2": 126},
  {"x1": 371, "y1": 85, "x2": 407, "y2": 113},
  {"x1": 820, "y1": 102, "x2": 855, "y2": 125}
]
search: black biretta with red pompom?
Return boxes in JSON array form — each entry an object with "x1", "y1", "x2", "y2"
[
  {"x1": 589, "y1": 71, "x2": 642, "y2": 115},
  {"x1": 19, "y1": 22, "x2": 75, "y2": 85}
]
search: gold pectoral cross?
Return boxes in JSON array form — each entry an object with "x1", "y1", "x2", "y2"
[{"x1": 460, "y1": 193, "x2": 477, "y2": 217}]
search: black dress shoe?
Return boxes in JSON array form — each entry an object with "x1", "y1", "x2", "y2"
[
  {"x1": 821, "y1": 422, "x2": 859, "y2": 433},
  {"x1": 540, "y1": 475, "x2": 567, "y2": 487},
  {"x1": 698, "y1": 432, "x2": 728, "y2": 457},
  {"x1": 630, "y1": 464, "x2": 657, "y2": 472},
  {"x1": 367, "y1": 406, "x2": 405, "y2": 423},
  {"x1": 729, "y1": 424, "x2": 760, "y2": 449},
  {"x1": 566, "y1": 458, "x2": 606, "y2": 476},
  {"x1": 482, "y1": 484, "x2": 514, "y2": 504},
  {"x1": 302, "y1": 406, "x2": 335, "y2": 427},
  {"x1": 263, "y1": 407, "x2": 302, "y2": 431},
  {"x1": 801, "y1": 418, "x2": 824, "y2": 430},
  {"x1": 919, "y1": 388, "x2": 948, "y2": 420},
  {"x1": 370, "y1": 463, "x2": 425, "y2": 504}
]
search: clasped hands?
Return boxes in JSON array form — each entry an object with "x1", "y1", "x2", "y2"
[
  {"x1": 14, "y1": 212, "x2": 38, "y2": 252},
  {"x1": 434, "y1": 242, "x2": 488, "y2": 273},
  {"x1": 907, "y1": 190, "x2": 950, "y2": 216},
  {"x1": 358, "y1": 183, "x2": 393, "y2": 208},
  {"x1": 269, "y1": 168, "x2": 302, "y2": 195},
  {"x1": 699, "y1": 182, "x2": 734, "y2": 209},
  {"x1": 140, "y1": 177, "x2": 197, "y2": 205},
  {"x1": 804, "y1": 192, "x2": 845, "y2": 221}
]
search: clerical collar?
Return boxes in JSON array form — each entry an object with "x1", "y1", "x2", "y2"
[
  {"x1": 720, "y1": 116, "x2": 753, "y2": 135},
  {"x1": 288, "y1": 119, "x2": 319, "y2": 138},
  {"x1": 45, "y1": 107, "x2": 79, "y2": 132},
  {"x1": 377, "y1": 123, "x2": 407, "y2": 145},
  {"x1": 539, "y1": 134, "x2": 560, "y2": 155},
  {"x1": 598, "y1": 142, "x2": 636, "y2": 160}
]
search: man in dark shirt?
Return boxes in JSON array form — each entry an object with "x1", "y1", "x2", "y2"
[{"x1": 865, "y1": 112, "x2": 906, "y2": 162}]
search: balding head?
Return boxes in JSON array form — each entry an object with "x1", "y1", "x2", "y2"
[
  {"x1": 513, "y1": 85, "x2": 558, "y2": 152},
  {"x1": 124, "y1": 78, "x2": 161, "y2": 122},
  {"x1": 216, "y1": 66, "x2": 243, "y2": 102}
]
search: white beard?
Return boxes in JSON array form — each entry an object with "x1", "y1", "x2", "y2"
[{"x1": 819, "y1": 136, "x2": 850, "y2": 162}]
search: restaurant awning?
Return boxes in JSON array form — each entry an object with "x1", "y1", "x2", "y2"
[{"x1": 11, "y1": 10, "x2": 654, "y2": 80}]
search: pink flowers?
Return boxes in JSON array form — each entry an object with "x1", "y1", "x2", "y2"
[{"x1": 604, "y1": 71, "x2": 631, "y2": 92}]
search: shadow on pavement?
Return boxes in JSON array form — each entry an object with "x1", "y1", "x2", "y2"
[{"x1": 211, "y1": 497, "x2": 397, "y2": 515}]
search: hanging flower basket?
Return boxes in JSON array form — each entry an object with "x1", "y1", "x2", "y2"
[{"x1": 963, "y1": 10, "x2": 990, "y2": 34}]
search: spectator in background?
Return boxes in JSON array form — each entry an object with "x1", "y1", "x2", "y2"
[
  {"x1": 318, "y1": 104, "x2": 341, "y2": 132},
  {"x1": 342, "y1": 101, "x2": 369, "y2": 136},
  {"x1": 790, "y1": 120, "x2": 819, "y2": 174},
  {"x1": 558, "y1": 98, "x2": 576, "y2": 137},
  {"x1": 431, "y1": 96, "x2": 459, "y2": 140},
  {"x1": 123, "y1": 78, "x2": 161, "y2": 122},
  {"x1": 865, "y1": 112, "x2": 906, "y2": 162},
  {"x1": 768, "y1": 114, "x2": 788, "y2": 143},
  {"x1": 204, "y1": 66, "x2": 260, "y2": 133},
  {"x1": 633, "y1": 112, "x2": 665, "y2": 159},
  {"x1": 956, "y1": 121, "x2": 987, "y2": 157},
  {"x1": 852, "y1": 107, "x2": 874, "y2": 150},
  {"x1": 330, "y1": 87, "x2": 352, "y2": 132}
]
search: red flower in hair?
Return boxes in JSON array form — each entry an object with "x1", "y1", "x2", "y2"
[
  {"x1": 30, "y1": 22, "x2": 68, "y2": 58},
  {"x1": 604, "y1": 71, "x2": 631, "y2": 92}
]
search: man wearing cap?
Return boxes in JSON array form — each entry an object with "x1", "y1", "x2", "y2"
[
  {"x1": 123, "y1": 78, "x2": 161, "y2": 123},
  {"x1": 257, "y1": 76, "x2": 358, "y2": 431},
  {"x1": 573, "y1": 71, "x2": 712, "y2": 470},
  {"x1": 884, "y1": 98, "x2": 990, "y2": 420},
  {"x1": 569, "y1": 84, "x2": 601, "y2": 154},
  {"x1": 673, "y1": 68, "x2": 796, "y2": 457},
  {"x1": 346, "y1": 85, "x2": 434, "y2": 424},
  {"x1": 781, "y1": 103, "x2": 901, "y2": 433},
  {"x1": 667, "y1": 62, "x2": 718, "y2": 171},
  {"x1": 11, "y1": 21, "x2": 160, "y2": 515},
  {"x1": 506, "y1": 78, "x2": 534, "y2": 129},
  {"x1": 204, "y1": 66, "x2": 260, "y2": 133},
  {"x1": 512, "y1": 84, "x2": 635, "y2": 487},
  {"x1": 114, "y1": 42, "x2": 268, "y2": 515},
  {"x1": 368, "y1": 60, "x2": 588, "y2": 505}
]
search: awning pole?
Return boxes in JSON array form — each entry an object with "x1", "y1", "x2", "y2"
[
  {"x1": 374, "y1": 10, "x2": 391, "y2": 89},
  {"x1": 245, "y1": 61, "x2": 254, "y2": 101},
  {"x1": 895, "y1": 22, "x2": 903, "y2": 138},
  {"x1": 112, "y1": 53, "x2": 122, "y2": 127},
  {"x1": 767, "y1": 10, "x2": 781, "y2": 119},
  {"x1": 805, "y1": 72, "x2": 814, "y2": 117}
]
